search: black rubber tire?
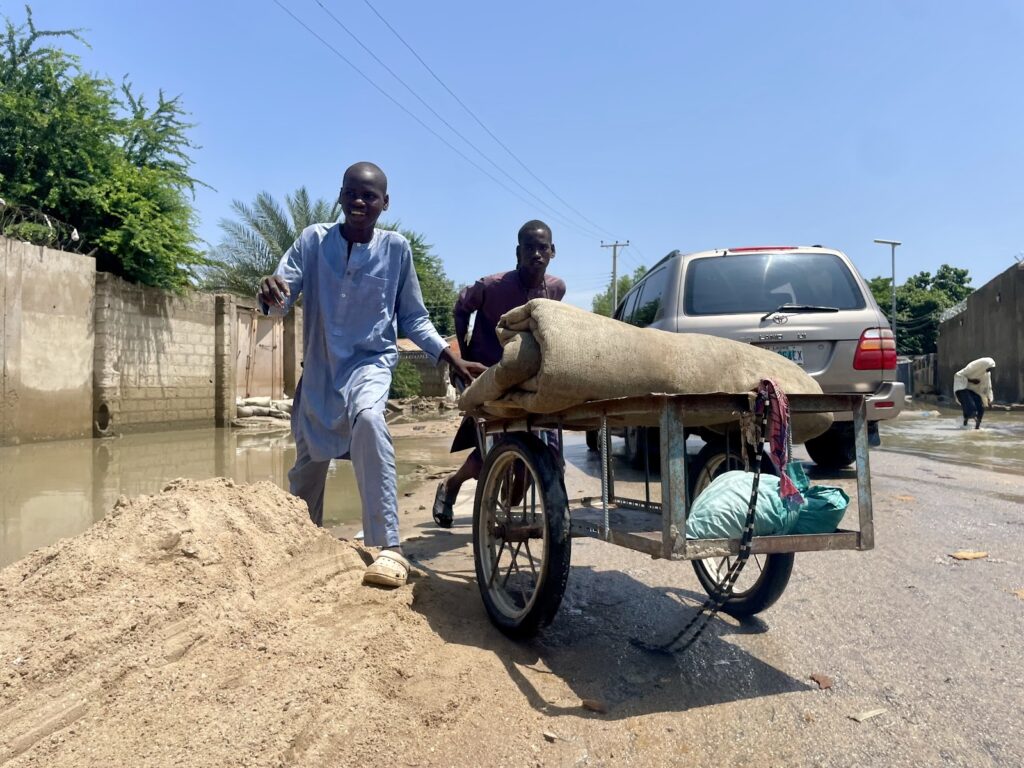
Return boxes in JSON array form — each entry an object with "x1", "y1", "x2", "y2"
[
  {"x1": 585, "y1": 429, "x2": 599, "y2": 452},
  {"x1": 805, "y1": 425, "x2": 857, "y2": 471},
  {"x1": 692, "y1": 552, "x2": 794, "y2": 618},
  {"x1": 687, "y1": 438, "x2": 794, "y2": 618},
  {"x1": 473, "y1": 433, "x2": 572, "y2": 639}
]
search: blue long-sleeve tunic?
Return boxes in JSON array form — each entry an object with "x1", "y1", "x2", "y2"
[{"x1": 261, "y1": 224, "x2": 447, "y2": 461}]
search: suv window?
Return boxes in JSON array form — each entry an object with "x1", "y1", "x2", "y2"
[
  {"x1": 614, "y1": 287, "x2": 640, "y2": 322},
  {"x1": 629, "y1": 267, "x2": 669, "y2": 326},
  {"x1": 683, "y1": 253, "x2": 866, "y2": 315}
]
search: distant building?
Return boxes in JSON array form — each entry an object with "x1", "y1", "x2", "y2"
[
  {"x1": 396, "y1": 336, "x2": 459, "y2": 397},
  {"x1": 937, "y1": 262, "x2": 1023, "y2": 403}
]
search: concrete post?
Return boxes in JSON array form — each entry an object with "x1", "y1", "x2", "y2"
[
  {"x1": 214, "y1": 295, "x2": 236, "y2": 427},
  {"x1": 283, "y1": 306, "x2": 302, "y2": 397}
]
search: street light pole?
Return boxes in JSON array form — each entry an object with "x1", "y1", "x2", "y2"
[{"x1": 873, "y1": 238, "x2": 901, "y2": 345}]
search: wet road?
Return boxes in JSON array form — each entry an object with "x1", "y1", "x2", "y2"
[
  {"x1": 492, "y1": 431, "x2": 1024, "y2": 765},
  {"x1": 879, "y1": 407, "x2": 1024, "y2": 475},
  {"x1": 0, "y1": 426, "x2": 454, "y2": 568}
]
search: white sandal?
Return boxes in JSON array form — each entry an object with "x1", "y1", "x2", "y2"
[{"x1": 362, "y1": 549, "x2": 410, "y2": 588}]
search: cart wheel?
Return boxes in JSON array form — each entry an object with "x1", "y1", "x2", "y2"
[
  {"x1": 688, "y1": 439, "x2": 793, "y2": 617},
  {"x1": 473, "y1": 432, "x2": 571, "y2": 639}
]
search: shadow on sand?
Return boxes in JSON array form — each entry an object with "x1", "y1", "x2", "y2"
[{"x1": 404, "y1": 523, "x2": 807, "y2": 719}]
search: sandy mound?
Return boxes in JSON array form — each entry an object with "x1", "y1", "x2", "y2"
[{"x1": 0, "y1": 479, "x2": 490, "y2": 767}]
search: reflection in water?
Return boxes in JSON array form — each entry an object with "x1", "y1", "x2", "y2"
[
  {"x1": 0, "y1": 427, "x2": 454, "y2": 568},
  {"x1": 879, "y1": 409, "x2": 1024, "y2": 475}
]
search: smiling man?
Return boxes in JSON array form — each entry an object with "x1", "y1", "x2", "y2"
[
  {"x1": 257, "y1": 161, "x2": 483, "y2": 587},
  {"x1": 432, "y1": 220, "x2": 566, "y2": 528}
]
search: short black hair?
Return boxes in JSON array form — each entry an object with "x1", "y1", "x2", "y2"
[
  {"x1": 518, "y1": 219, "x2": 551, "y2": 244},
  {"x1": 342, "y1": 161, "x2": 388, "y2": 192}
]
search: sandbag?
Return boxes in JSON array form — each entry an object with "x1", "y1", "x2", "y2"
[
  {"x1": 685, "y1": 471, "x2": 800, "y2": 540},
  {"x1": 459, "y1": 299, "x2": 832, "y2": 442}
]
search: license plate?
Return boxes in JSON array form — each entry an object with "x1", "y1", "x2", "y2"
[{"x1": 769, "y1": 344, "x2": 804, "y2": 366}]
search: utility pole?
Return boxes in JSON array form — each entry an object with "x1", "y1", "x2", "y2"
[
  {"x1": 601, "y1": 240, "x2": 630, "y2": 312},
  {"x1": 873, "y1": 239, "x2": 901, "y2": 344}
]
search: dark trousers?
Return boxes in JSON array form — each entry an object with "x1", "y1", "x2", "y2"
[{"x1": 955, "y1": 389, "x2": 984, "y2": 426}]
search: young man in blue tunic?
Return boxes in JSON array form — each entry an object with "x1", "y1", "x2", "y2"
[{"x1": 258, "y1": 162, "x2": 484, "y2": 587}]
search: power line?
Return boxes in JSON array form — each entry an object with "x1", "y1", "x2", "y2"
[
  {"x1": 271, "y1": 0, "x2": 600, "y2": 238},
  {"x1": 308, "y1": 0, "x2": 602, "y2": 241},
  {"x1": 359, "y1": 0, "x2": 615, "y2": 239}
]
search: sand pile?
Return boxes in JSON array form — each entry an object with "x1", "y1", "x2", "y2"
[{"x1": 0, "y1": 479, "x2": 501, "y2": 767}]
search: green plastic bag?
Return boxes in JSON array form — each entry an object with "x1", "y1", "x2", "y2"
[
  {"x1": 685, "y1": 464, "x2": 850, "y2": 540},
  {"x1": 786, "y1": 463, "x2": 850, "y2": 535},
  {"x1": 685, "y1": 471, "x2": 800, "y2": 539}
]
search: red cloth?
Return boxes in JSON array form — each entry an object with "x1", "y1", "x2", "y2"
[{"x1": 756, "y1": 379, "x2": 804, "y2": 511}]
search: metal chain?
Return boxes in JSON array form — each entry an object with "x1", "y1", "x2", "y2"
[
  {"x1": 633, "y1": 394, "x2": 770, "y2": 654},
  {"x1": 599, "y1": 416, "x2": 610, "y2": 541}
]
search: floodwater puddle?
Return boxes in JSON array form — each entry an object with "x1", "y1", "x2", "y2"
[
  {"x1": 878, "y1": 408, "x2": 1024, "y2": 475},
  {"x1": 0, "y1": 426, "x2": 455, "y2": 568}
]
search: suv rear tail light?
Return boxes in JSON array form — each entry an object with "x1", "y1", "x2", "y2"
[{"x1": 853, "y1": 328, "x2": 897, "y2": 370}]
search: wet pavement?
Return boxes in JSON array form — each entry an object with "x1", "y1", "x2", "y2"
[
  {"x1": 0, "y1": 426, "x2": 455, "y2": 568},
  {"x1": 879, "y1": 408, "x2": 1024, "y2": 475},
  {"x1": 3, "y1": 408, "x2": 1021, "y2": 571}
]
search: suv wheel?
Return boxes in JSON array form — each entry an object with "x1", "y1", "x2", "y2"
[
  {"x1": 688, "y1": 439, "x2": 793, "y2": 617},
  {"x1": 623, "y1": 426, "x2": 660, "y2": 470},
  {"x1": 805, "y1": 423, "x2": 856, "y2": 470}
]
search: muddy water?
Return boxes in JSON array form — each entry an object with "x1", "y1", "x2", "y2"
[
  {"x1": 879, "y1": 408, "x2": 1024, "y2": 475},
  {"x1": 0, "y1": 427, "x2": 455, "y2": 568}
]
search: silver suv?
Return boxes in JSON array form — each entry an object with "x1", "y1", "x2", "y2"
[{"x1": 612, "y1": 245, "x2": 904, "y2": 470}]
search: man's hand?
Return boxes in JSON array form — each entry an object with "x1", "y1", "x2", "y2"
[
  {"x1": 453, "y1": 360, "x2": 487, "y2": 386},
  {"x1": 439, "y1": 348, "x2": 486, "y2": 386},
  {"x1": 259, "y1": 275, "x2": 290, "y2": 308}
]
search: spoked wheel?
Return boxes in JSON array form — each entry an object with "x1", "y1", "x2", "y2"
[
  {"x1": 473, "y1": 432, "x2": 571, "y2": 638},
  {"x1": 688, "y1": 438, "x2": 794, "y2": 617}
]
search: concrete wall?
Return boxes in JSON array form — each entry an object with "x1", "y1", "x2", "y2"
[
  {"x1": 937, "y1": 263, "x2": 1024, "y2": 403},
  {"x1": 93, "y1": 272, "x2": 218, "y2": 433},
  {"x1": 1, "y1": 239, "x2": 95, "y2": 445},
  {"x1": 399, "y1": 351, "x2": 450, "y2": 397}
]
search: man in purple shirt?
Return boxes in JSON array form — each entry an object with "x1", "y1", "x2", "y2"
[{"x1": 432, "y1": 220, "x2": 566, "y2": 527}]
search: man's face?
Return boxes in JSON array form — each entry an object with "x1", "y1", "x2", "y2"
[
  {"x1": 339, "y1": 171, "x2": 388, "y2": 229},
  {"x1": 516, "y1": 227, "x2": 555, "y2": 277}
]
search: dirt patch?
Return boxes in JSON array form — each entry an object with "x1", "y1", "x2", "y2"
[{"x1": 0, "y1": 476, "x2": 620, "y2": 767}]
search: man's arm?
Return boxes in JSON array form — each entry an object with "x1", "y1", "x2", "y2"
[
  {"x1": 395, "y1": 242, "x2": 449, "y2": 362},
  {"x1": 454, "y1": 280, "x2": 485, "y2": 353},
  {"x1": 258, "y1": 236, "x2": 304, "y2": 316},
  {"x1": 551, "y1": 276, "x2": 568, "y2": 302}
]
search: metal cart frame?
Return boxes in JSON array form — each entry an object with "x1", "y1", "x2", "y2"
[{"x1": 468, "y1": 392, "x2": 874, "y2": 638}]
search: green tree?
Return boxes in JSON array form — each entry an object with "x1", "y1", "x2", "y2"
[
  {"x1": 868, "y1": 265, "x2": 973, "y2": 355},
  {"x1": 0, "y1": 7, "x2": 203, "y2": 289},
  {"x1": 202, "y1": 187, "x2": 457, "y2": 336},
  {"x1": 591, "y1": 266, "x2": 648, "y2": 316}
]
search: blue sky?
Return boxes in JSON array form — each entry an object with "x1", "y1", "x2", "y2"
[{"x1": 14, "y1": 1, "x2": 1024, "y2": 308}]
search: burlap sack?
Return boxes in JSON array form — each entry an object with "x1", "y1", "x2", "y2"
[{"x1": 459, "y1": 299, "x2": 832, "y2": 443}]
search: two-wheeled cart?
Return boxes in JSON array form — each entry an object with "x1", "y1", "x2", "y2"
[{"x1": 468, "y1": 392, "x2": 874, "y2": 640}]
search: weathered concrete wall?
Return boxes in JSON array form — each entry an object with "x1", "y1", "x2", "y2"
[
  {"x1": 1, "y1": 238, "x2": 95, "y2": 445},
  {"x1": 399, "y1": 351, "x2": 450, "y2": 397},
  {"x1": 937, "y1": 263, "x2": 1024, "y2": 403},
  {"x1": 93, "y1": 273, "x2": 218, "y2": 433}
]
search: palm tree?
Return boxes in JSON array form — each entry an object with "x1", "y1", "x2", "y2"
[{"x1": 201, "y1": 187, "x2": 338, "y2": 295}]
